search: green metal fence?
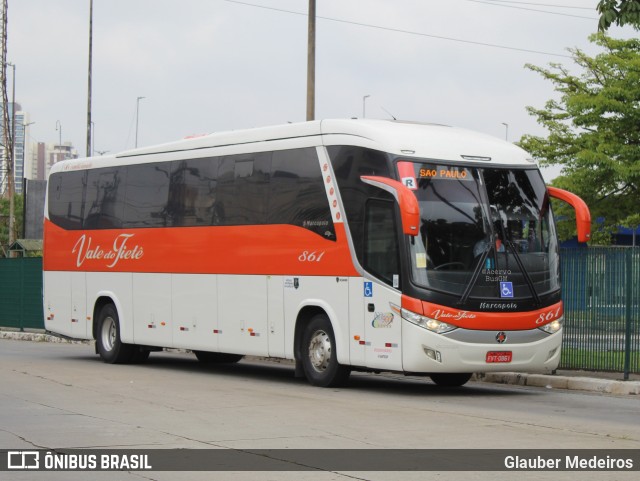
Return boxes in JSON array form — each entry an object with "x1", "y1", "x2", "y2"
[
  {"x1": 560, "y1": 247, "x2": 640, "y2": 378},
  {"x1": 0, "y1": 250, "x2": 638, "y2": 376},
  {"x1": 0, "y1": 257, "x2": 44, "y2": 330}
]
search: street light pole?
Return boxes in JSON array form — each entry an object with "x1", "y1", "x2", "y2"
[
  {"x1": 86, "y1": 0, "x2": 93, "y2": 158},
  {"x1": 90, "y1": 121, "x2": 95, "y2": 157},
  {"x1": 135, "y1": 96, "x2": 145, "y2": 148},
  {"x1": 23, "y1": 120, "x2": 34, "y2": 184},
  {"x1": 55, "y1": 120, "x2": 62, "y2": 160},
  {"x1": 306, "y1": 0, "x2": 315, "y2": 121},
  {"x1": 501, "y1": 122, "x2": 509, "y2": 141},
  {"x1": 362, "y1": 95, "x2": 370, "y2": 118}
]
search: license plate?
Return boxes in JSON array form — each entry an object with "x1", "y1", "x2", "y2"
[{"x1": 486, "y1": 351, "x2": 512, "y2": 363}]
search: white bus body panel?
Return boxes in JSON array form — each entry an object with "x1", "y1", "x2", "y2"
[
  {"x1": 283, "y1": 275, "x2": 350, "y2": 364},
  {"x1": 362, "y1": 281, "x2": 403, "y2": 371},
  {"x1": 171, "y1": 274, "x2": 219, "y2": 351},
  {"x1": 218, "y1": 275, "x2": 269, "y2": 357},
  {"x1": 44, "y1": 271, "x2": 71, "y2": 337},
  {"x1": 70, "y1": 272, "x2": 88, "y2": 338},
  {"x1": 348, "y1": 278, "x2": 366, "y2": 367},
  {"x1": 267, "y1": 276, "x2": 286, "y2": 358},
  {"x1": 132, "y1": 273, "x2": 172, "y2": 347}
]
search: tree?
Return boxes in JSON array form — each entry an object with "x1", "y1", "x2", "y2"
[
  {"x1": 518, "y1": 34, "x2": 640, "y2": 244},
  {"x1": 598, "y1": 0, "x2": 640, "y2": 31},
  {"x1": 0, "y1": 194, "x2": 23, "y2": 253}
]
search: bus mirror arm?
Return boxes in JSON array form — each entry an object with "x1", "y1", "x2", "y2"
[
  {"x1": 547, "y1": 186, "x2": 591, "y2": 243},
  {"x1": 360, "y1": 176, "x2": 420, "y2": 236}
]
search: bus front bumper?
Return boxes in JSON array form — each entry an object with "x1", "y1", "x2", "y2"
[{"x1": 401, "y1": 320, "x2": 563, "y2": 374}]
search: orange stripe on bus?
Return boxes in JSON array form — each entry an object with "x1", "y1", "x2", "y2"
[
  {"x1": 43, "y1": 219, "x2": 359, "y2": 277},
  {"x1": 402, "y1": 294, "x2": 563, "y2": 331}
]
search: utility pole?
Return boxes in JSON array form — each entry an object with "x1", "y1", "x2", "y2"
[
  {"x1": 1, "y1": 0, "x2": 16, "y2": 249},
  {"x1": 135, "y1": 96, "x2": 145, "y2": 148},
  {"x1": 1, "y1": 0, "x2": 10, "y2": 199},
  {"x1": 86, "y1": 0, "x2": 93, "y2": 158},
  {"x1": 306, "y1": 0, "x2": 315, "y2": 121},
  {"x1": 7, "y1": 60, "x2": 15, "y2": 247}
]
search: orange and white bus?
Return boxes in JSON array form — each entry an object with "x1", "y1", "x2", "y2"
[{"x1": 43, "y1": 119, "x2": 590, "y2": 387}]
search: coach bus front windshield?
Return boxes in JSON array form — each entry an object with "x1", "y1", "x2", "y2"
[{"x1": 398, "y1": 161, "x2": 560, "y2": 302}]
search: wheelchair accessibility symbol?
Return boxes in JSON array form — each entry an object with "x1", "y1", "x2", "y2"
[
  {"x1": 364, "y1": 282, "x2": 373, "y2": 297},
  {"x1": 500, "y1": 281, "x2": 514, "y2": 298}
]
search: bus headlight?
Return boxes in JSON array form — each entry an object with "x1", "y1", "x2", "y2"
[
  {"x1": 401, "y1": 308, "x2": 458, "y2": 334},
  {"x1": 539, "y1": 317, "x2": 563, "y2": 334}
]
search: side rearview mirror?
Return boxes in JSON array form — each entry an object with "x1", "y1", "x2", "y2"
[
  {"x1": 547, "y1": 186, "x2": 591, "y2": 243},
  {"x1": 360, "y1": 175, "x2": 420, "y2": 236}
]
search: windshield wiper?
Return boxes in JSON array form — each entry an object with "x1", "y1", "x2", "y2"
[
  {"x1": 504, "y1": 239, "x2": 541, "y2": 307},
  {"x1": 458, "y1": 235, "x2": 494, "y2": 306}
]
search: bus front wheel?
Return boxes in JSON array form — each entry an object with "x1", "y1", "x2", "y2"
[
  {"x1": 96, "y1": 304, "x2": 134, "y2": 364},
  {"x1": 301, "y1": 314, "x2": 350, "y2": 387},
  {"x1": 429, "y1": 373, "x2": 472, "y2": 387}
]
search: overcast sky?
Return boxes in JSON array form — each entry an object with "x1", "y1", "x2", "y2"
[{"x1": 8, "y1": 0, "x2": 637, "y2": 179}]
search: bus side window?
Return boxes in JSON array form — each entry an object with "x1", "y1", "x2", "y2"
[
  {"x1": 216, "y1": 153, "x2": 271, "y2": 225},
  {"x1": 328, "y1": 146, "x2": 392, "y2": 266},
  {"x1": 123, "y1": 162, "x2": 172, "y2": 228},
  {"x1": 364, "y1": 199, "x2": 400, "y2": 288},
  {"x1": 84, "y1": 168, "x2": 126, "y2": 230},
  {"x1": 269, "y1": 148, "x2": 335, "y2": 239},
  {"x1": 48, "y1": 171, "x2": 86, "y2": 230}
]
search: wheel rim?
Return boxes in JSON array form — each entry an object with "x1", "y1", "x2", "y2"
[
  {"x1": 308, "y1": 329, "x2": 331, "y2": 373},
  {"x1": 101, "y1": 316, "x2": 116, "y2": 352}
]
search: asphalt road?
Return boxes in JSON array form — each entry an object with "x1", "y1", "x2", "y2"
[{"x1": 1, "y1": 339, "x2": 638, "y2": 481}]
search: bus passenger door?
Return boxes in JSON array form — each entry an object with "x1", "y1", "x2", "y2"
[{"x1": 362, "y1": 199, "x2": 403, "y2": 371}]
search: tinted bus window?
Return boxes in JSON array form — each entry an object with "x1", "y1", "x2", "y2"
[
  {"x1": 328, "y1": 146, "x2": 392, "y2": 263},
  {"x1": 217, "y1": 152, "x2": 271, "y2": 225},
  {"x1": 168, "y1": 157, "x2": 219, "y2": 226},
  {"x1": 84, "y1": 167, "x2": 127, "y2": 229},
  {"x1": 269, "y1": 148, "x2": 334, "y2": 239},
  {"x1": 124, "y1": 162, "x2": 172, "y2": 228},
  {"x1": 48, "y1": 171, "x2": 86, "y2": 230}
]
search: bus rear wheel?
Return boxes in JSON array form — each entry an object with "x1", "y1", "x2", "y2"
[
  {"x1": 429, "y1": 373, "x2": 473, "y2": 387},
  {"x1": 301, "y1": 314, "x2": 350, "y2": 387},
  {"x1": 96, "y1": 304, "x2": 134, "y2": 364}
]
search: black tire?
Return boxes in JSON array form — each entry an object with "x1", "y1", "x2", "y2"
[
  {"x1": 429, "y1": 373, "x2": 473, "y2": 387},
  {"x1": 96, "y1": 303, "x2": 134, "y2": 364},
  {"x1": 193, "y1": 351, "x2": 243, "y2": 363},
  {"x1": 301, "y1": 314, "x2": 350, "y2": 387}
]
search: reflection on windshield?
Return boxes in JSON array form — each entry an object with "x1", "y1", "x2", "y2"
[{"x1": 400, "y1": 162, "x2": 559, "y2": 300}]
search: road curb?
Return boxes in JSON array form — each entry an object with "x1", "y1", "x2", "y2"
[
  {"x1": 0, "y1": 329, "x2": 90, "y2": 345},
  {"x1": 476, "y1": 372, "x2": 640, "y2": 395},
  {"x1": 2, "y1": 329, "x2": 638, "y2": 395}
]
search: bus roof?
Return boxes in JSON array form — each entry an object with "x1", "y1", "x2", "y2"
[{"x1": 53, "y1": 119, "x2": 535, "y2": 174}]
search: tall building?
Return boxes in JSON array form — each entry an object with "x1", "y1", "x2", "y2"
[
  {"x1": 35, "y1": 141, "x2": 78, "y2": 180},
  {"x1": 2, "y1": 101, "x2": 78, "y2": 188},
  {"x1": 0, "y1": 102, "x2": 33, "y2": 195}
]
